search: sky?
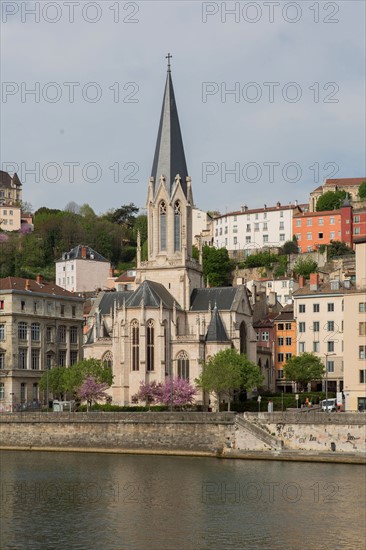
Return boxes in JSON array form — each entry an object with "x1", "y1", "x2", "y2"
[{"x1": 1, "y1": 0, "x2": 365, "y2": 215}]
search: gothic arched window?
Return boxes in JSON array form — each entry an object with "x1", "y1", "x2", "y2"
[
  {"x1": 159, "y1": 201, "x2": 167, "y2": 252},
  {"x1": 131, "y1": 320, "x2": 139, "y2": 371},
  {"x1": 177, "y1": 351, "x2": 189, "y2": 380},
  {"x1": 102, "y1": 351, "x2": 113, "y2": 370},
  {"x1": 174, "y1": 201, "x2": 181, "y2": 252},
  {"x1": 146, "y1": 320, "x2": 154, "y2": 372},
  {"x1": 239, "y1": 322, "x2": 247, "y2": 355}
]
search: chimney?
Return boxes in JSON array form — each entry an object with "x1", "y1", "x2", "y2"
[
  {"x1": 241, "y1": 205, "x2": 248, "y2": 213},
  {"x1": 36, "y1": 274, "x2": 42, "y2": 285},
  {"x1": 268, "y1": 291, "x2": 277, "y2": 307},
  {"x1": 81, "y1": 246, "x2": 87, "y2": 259},
  {"x1": 25, "y1": 279, "x2": 30, "y2": 291},
  {"x1": 298, "y1": 275, "x2": 305, "y2": 288},
  {"x1": 276, "y1": 202, "x2": 281, "y2": 208},
  {"x1": 264, "y1": 204, "x2": 267, "y2": 209},
  {"x1": 310, "y1": 272, "x2": 319, "y2": 291}
]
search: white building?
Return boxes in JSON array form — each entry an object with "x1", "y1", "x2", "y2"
[
  {"x1": 213, "y1": 202, "x2": 302, "y2": 256},
  {"x1": 56, "y1": 245, "x2": 111, "y2": 293},
  {"x1": 243, "y1": 277, "x2": 299, "y2": 308}
]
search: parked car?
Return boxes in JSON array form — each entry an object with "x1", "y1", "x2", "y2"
[{"x1": 321, "y1": 398, "x2": 337, "y2": 412}]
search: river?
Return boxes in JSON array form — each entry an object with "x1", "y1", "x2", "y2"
[{"x1": 0, "y1": 451, "x2": 365, "y2": 549}]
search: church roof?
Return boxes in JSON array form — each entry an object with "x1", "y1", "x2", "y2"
[
  {"x1": 205, "y1": 306, "x2": 229, "y2": 342},
  {"x1": 190, "y1": 287, "x2": 238, "y2": 311},
  {"x1": 126, "y1": 280, "x2": 181, "y2": 309},
  {"x1": 151, "y1": 65, "x2": 188, "y2": 197},
  {"x1": 98, "y1": 291, "x2": 133, "y2": 314}
]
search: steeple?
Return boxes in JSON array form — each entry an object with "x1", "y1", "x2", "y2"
[{"x1": 151, "y1": 55, "x2": 188, "y2": 197}]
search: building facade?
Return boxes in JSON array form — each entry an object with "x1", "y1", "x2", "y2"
[
  {"x1": 273, "y1": 305, "x2": 297, "y2": 392},
  {"x1": 56, "y1": 245, "x2": 111, "y2": 293},
  {"x1": 0, "y1": 171, "x2": 22, "y2": 232},
  {"x1": 0, "y1": 276, "x2": 84, "y2": 410},
  {"x1": 309, "y1": 177, "x2": 366, "y2": 212}
]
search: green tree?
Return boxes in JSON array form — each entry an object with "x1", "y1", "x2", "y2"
[
  {"x1": 293, "y1": 257, "x2": 318, "y2": 278},
  {"x1": 202, "y1": 246, "x2": 233, "y2": 286},
  {"x1": 243, "y1": 252, "x2": 278, "y2": 269},
  {"x1": 39, "y1": 366, "x2": 69, "y2": 399},
  {"x1": 283, "y1": 353, "x2": 325, "y2": 391},
  {"x1": 103, "y1": 203, "x2": 139, "y2": 226},
  {"x1": 358, "y1": 181, "x2": 366, "y2": 199},
  {"x1": 196, "y1": 349, "x2": 263, "y2": 411},
  {"x1": 316, "y1": 190, "x2": 349, "y2": 211},
  {"x1": 327, "y1": 240, "x2": 354, "y2": 259},
  {"x1": 281, "y1": 238, "x2": 299, "y2": 255}
]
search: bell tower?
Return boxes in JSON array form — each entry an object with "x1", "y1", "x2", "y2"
[{"x1": 136, "y1": 55, "x2": 203, "y2": 309}]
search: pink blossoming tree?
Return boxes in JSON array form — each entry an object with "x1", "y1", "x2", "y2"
[{"x1": 77, "y1": 376, "x2": 110, "y2": 411}]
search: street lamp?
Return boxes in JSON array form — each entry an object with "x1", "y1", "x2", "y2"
[{"x1": 325, "y1": 352, "x2": 336, "y2": 410}]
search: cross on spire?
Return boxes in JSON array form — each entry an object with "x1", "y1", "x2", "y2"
[{"x1": 166, "y1": 52, "x2": 172, "y2": 72}]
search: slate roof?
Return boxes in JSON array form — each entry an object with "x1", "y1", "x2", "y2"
[
  {"x1": 97, "y1": 291, "x2": 133, "y2": 314},
  {"x1": 190, "y1": 287, "x2": 238, "y2": 311},
  {"x1": 274, "y1": 305, "x2": 294, "y2": 322},
  {"x1": 57, "y1": 245, "x2": 109, "y2": 263},
  {"x1": 126, "y1": 280, "x2": 180, "y2": 309},
  {"x1": 0, "y1": 171, "x2": 22, "y2": 188},
  {"x1": 151, "y1": 68, "x2": 188, "y2": 197},
  {"x1": 205, "y1": 306, "x2": 229, "y2": 342}
]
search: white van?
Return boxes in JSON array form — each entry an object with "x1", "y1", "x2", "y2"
[{"x1": 321, "y1": 398, "x2": 337, "y2": 412}]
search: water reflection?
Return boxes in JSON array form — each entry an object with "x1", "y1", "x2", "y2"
[{"x1": 0, "y1": 452, "x2": 365, "y2": 549}]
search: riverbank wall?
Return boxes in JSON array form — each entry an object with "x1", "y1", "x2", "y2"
[{"x1": 0, "y1": 411, "x2": 365, "y2": 463}]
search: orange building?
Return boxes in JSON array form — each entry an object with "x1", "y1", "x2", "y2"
[
  {"x1": 274, "y1": 305, "x2": 297, "y2": 392},
  {"x1": 293, "y1": 209, "x2": 341, "y2": 252}
]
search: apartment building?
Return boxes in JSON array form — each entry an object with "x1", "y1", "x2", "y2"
[
  {"x1": 0, "y1": 276, "x2": 84, "y2": 410},
  {"x1": 56, "y1": 245, "x2": 111, "y2": 293},
  {"x1": 273, "y1": 305, "x2": 297, "y2": 392},
  {"x1": 213, "y1": 202, "x2": 302, "y2": 255}
]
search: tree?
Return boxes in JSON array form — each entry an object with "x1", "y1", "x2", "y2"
[
  {"x1": 281, "y1": 238, "x2": 299, "y2": 255},
  {"x1": 64, "y1": 201, "x2": 81, "y2": 214},
  {"x1": 76, "y1": 376, "x2": 110, "y2": 411},
  {"x1": 284, "y1": 353, "x2": 325, "y2": 391},
  {"x1": 132, "y1": 380, "x2": 162, "y2": 407},
  {"x1": 39, "y1": 366, "x2": 68, "y2": 400},
  {"x1": 196, "y1": 349, "x2": 263, "y2": 411},
  {"x1": 358, "y1": 181, "x2": 366, "y2": 200},
  {"x1": 242, "y1": 251, "x2": 278, "y2": 269},
  {"x1": 103, "y1": 203, "x2": 139, "y2": 226},
  {"x1": 327, "y1": 240, "x2": 354, "y2": 259},
  {"x1": 158, "y1": 378, "x2": 197, "y2": 407},
  {"x1": 293, "y1": 257, "x2": 318, "y2": 278},
  {"x1": 202, "y1": 245, "x2": 233, "y2": 286},
  {"x1": 316, "y1": 190, "x2": 349, "y2": 211}
]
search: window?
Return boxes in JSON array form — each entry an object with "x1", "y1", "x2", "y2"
[
  {"x1": 327, "y1": 303, "x2": 334, "y2": 312},
  {"x1": 31, "y1": 323, "x2": 40, "y2": 341},
  {"x1": 359, "y1": 346, "x2": 366, "y2": 360},
  {"x1": 0, "y1": 324, "x2": 4, "y2": 341},
  {"x1": 70, "y1": 326, "x2": 78, "y2": 344},
  {"x1": 70, "y1": 351, "x2": 78, "y2": 366},
  {"x1": 58, "y1": 350, "x2": 66, "y2": 366},
  {"x1": 233, "y1": 237, "x2": 237, "y2": 245},
  {"x1": 327, "y1": 360, "x2": 335, "y2": 373},
  {"x1": 277, "y1": 337, "x2": 284, "y2": 346},
  {"x1": 313, "y1": 342, "x2": 320, "y2": 352},
  {"x1": 46, "y1": 327, "x2": 53, "y2": 343},
  {"x1": 146, "y1": 320, "x2": 154, "y2": 372},
  {"x1": 359, "y1": 322, "x2": 366, "y2": 336},
  {"x1": 307, "y1": 246, "x2": 312, "y2": 252},
  {"x1": 299, "y1": 342, "x2": 305, "y2": 353},
  {"x1": 263, "y1": 212, "x2": 267, "y2": 219},
  {"x1": 278, "y1": 323, "x2": 284, "y2": 331},
  {"x1": 327, "y1": 321, "x2": 335, "y2": 332},
  {"x1": 279, "y1": 222, "x2": 284, "y2": 230},
  {"x1": 282, "y1": 281, "x2": 287, "y2": 288},
  {"x1": 354, "y1": 227, "x2": 360, "y2": 235},
  {"x1": 262, "y1": 331, "x2": 269, "y2": 341},
  {"x1": 20, "y1": 383, "x2": 26, "y2": 402},
  {"x1": 58, "y1": 326, "x2": 66, "y2": 343},
  {"x1": 33, "y1": 301, "x2": 38, "y2": 314},
  {"x1": 0, "y1": 383, "x2": 4, "y2": 400},
  {"x1": 18, "y1": 322, "x2": 27, "y2": 340},
  {"x1": 280, "y1": 234, "x2": 285, "y2": 241},
  {"x1": 277, "y1": 370, "x2": 284, "y2": 379},
  {"x1": 360, "y1": 371, "x2": 366, "y2": 384},
  {"x1": 330, "y1": 232, "x2": 335, "y2": 239},
  {"x1": 263, "y1": 235, "x2": 268, "y2": 243},
  {"x1": 280, "y1": 211, "x2": 284, "y2": 218},
  {"x1": 330, "y1": 217, "x2": 335, "y2": 225},
  {"x1": 277, "y1": 353, "x2": 284, "y2": 362},
  {"x1": 233, "y1": 225, "x2": 238, "y2": 233},
  {"x1": 296, "y1": 234, "x2": 301, "y2": 241},
  {"x1": 285, "y1": 337, "x2": 292, "y2": 346},
  {"x1": 299, "y1": 304, "x2": 306, "y2": 313},
  {"x1": 255, "y1": 213, "x2": 258, "y2": 220},
  {"x1": 327, "y1": 341, "x2": 335, "y2": 352},
  {"x1": 174, "y1": 201, "x2": 181, "y2": 251},
  {"x1": 20, "y1": 301, "x2": 25, "y2": 311},
  {"x1": 18, "y1": 348, "x2": 27, "y2": 369},
  {"x1": 254, "y1": 223, "x2": 259, "y2": 231},
  {"x1": 286, "y1": 353, "x2": 292, "y2": 361},
  {"x1": 60, "y1": 305, "x2": 65, "y2": 317},
  {"x1": 307, "y1": 232, "x2": 312, "y2": 240},
  {"x1": 285, "y1": 323, "x2": 291, "y2": 330},
  {"x1": 296, "y1": 219, "x2": 301, "y2": 227},
  {"x1": 246, "y1": 224, "x2": 251, "y2": 232},
  {"x1": 246, "y1": 236, "x2": 251, "y2": 243},
  {"x1": 159, "y1": 201, "x2": 167, "y2": 251},
  {"x1": 307, "y1": 218, "x2": 312, "y2": 226},
  {"x1": 318, "y1": 233, "x2": 323, "y2": 239},
  {"x1": 354, "y1": 215, "x2": 360, "y2": 223},
  {"x1": 31, "y1": 349, "x2": 40, "y2": 370},
  {"x1": 313, "y1": 304, "x2": 320, "y2": 313},
  {"x1": 256, "y1": 332, "x2": 259, "y2": 341},
  {"x1": 263, "y1": 223, "x2": 268, "y2": 230},
  {"x1": 131, "y1": 320, "x2": 139, "y2": 371},
  {"x1": 318, "y1": 218, "x2": 324, "y2": 225},
  {"x1": 0, "y1": 352, "x2": 5, "y2": 369},
  {"x1": 299, "y1": 322, "x2": 306, "y2": 333},
  {"x1": 177, "y1": 351, "x2": 189, "y2": 380},
  {"x1": 359, "y1": 303, "x2": 366, "y2": 313},
  {"x1": 72, "y1": 306, "x2": 76, "y2": 318}
]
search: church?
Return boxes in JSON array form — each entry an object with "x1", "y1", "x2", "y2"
[{"x1": 83, "y1": 60, "x2": 258, "y2": 406}]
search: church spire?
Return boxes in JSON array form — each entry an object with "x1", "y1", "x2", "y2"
[{"x1": 151, "y1": 55, "x2": 188, "y2": 197}]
